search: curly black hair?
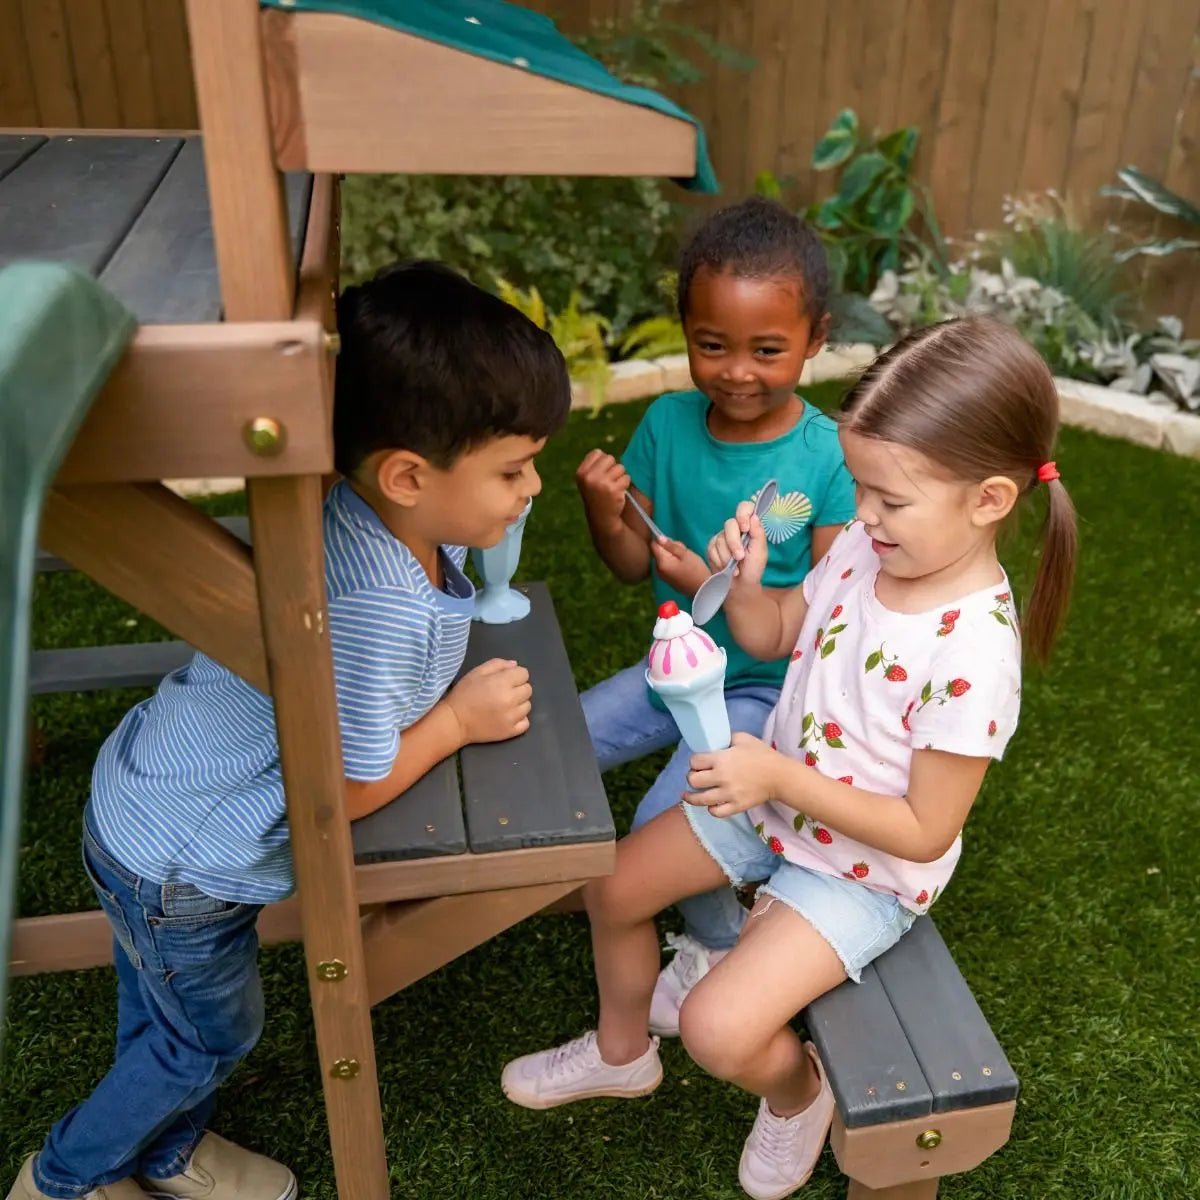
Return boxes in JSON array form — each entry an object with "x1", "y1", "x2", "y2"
[{"x1": 676, "y1": 196, "x2": 829, "y2": 324}]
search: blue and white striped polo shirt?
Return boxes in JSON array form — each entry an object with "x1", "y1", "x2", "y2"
[{"x1": 88, "y1": 482, "x2": 475, "y2": 904}]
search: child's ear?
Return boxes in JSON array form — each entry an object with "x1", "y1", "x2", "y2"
[
  {"x1": 804, "y1": 312, "x2": 832, "y2": 360},
  {"x1": 972, "y1": 475, "x2": 1020, "y2": 527},
  {"x1": 374, "y1": 449, "x2": 428, "y2": 507}
]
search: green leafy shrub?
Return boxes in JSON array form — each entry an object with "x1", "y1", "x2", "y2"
[
  {"x1": 341, "y1": 174, "x2": 676, "y2": 336},
  {"x1": 804, "y1": 109, "x2": 947, "y2": 295},
  {"x1": 494, "y1": 278, "x2": 612, "y2": 410}
]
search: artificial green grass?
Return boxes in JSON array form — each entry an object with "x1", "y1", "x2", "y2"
[{"x1": 5, "y1": 382, "x2": 1200, "y2": 1198}]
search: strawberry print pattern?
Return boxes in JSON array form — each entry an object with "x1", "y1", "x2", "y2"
[
  {"x1": 915, "y1": 678, "x2": 972, "y2": 712},
  {"x1": 990, "y1": 591, "x2": 1018, "y2": 635},
  {"x1": 936, "y1": 609, "x2": 961, "y2": 637},
  {"x1": 813, "y1": 603, "x2": 848, "y2": 659},
  {"x1": 865, "y1": 643, "x2": 907, "y2": 680},
  {"x1": 747, "y1": 520, "x2": 1020, "y2": 921}
]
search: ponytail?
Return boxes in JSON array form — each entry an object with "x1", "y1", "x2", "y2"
[{"x1": 1022, "y1": 477, "x2": 1077, "y2": 665}]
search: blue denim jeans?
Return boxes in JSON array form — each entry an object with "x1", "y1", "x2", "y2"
[
  {"x1": 34, "y1": 819, "x2": 264, "y2": 1197},
  {"x1": 581, "y1": 660, "x2": 780, "y2": 951}
]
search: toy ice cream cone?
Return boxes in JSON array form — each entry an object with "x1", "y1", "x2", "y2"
[{"x1": 645, "y1": 600, "x2": 730, "y2": 752}]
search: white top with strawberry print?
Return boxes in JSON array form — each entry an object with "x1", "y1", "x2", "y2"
[{"x1": 753, "y1": 521, "x2": 1022, "y2": 914}]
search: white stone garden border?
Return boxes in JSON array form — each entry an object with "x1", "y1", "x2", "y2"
[{"x1": 166, "y1": 344, "x2": 1199, "y2": 498}]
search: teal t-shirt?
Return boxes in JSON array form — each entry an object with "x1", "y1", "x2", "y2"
[{"x1": 622, "y1": 389, "x2": 857, "y2": 694}]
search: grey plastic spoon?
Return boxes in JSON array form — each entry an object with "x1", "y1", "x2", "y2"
[
  {"x1": 624, "y1": 490, "x2": 668, "y2": 542},
  {"x1": 690, "y1": 479, "x2": 779, "y2": 626}
]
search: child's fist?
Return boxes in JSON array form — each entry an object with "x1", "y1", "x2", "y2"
[
  {"x1": 447, "y1": 659, "x2": 533, "y2": 745},
  {"x1": 576, "y1": 450, "x2": 631, "y2": 533},
  {"x1": 706, "y1": 502, "x2": 768, "y2": 588},
  {"x1": 649, "y1": 538, "x2": 709, "y2": 596}
]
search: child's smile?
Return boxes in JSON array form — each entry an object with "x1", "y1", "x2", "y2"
[{"x1": 683, "y1": 268, "x2": 827, "y2": 443}]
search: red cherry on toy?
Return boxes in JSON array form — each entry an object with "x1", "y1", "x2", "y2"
[{"x1": 658, "y1": 600, "x2": 680, "y2": 618}]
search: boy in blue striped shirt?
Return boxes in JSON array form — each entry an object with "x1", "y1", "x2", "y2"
[{"x1": 9, "y1": 262, "x2": 570, "y2": 1200}]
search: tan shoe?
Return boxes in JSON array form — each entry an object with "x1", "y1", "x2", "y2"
[
  {"x1": 6, "y1": 1155, "x2": 145, "y2": 1200},
  {"x1": 138, "y1": 1134, "x2": 296, "y2": 1200}
]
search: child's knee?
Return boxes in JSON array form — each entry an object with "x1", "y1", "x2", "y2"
[{"x1": 678, "y1": 990, "x2": 755, "y2": 1081}]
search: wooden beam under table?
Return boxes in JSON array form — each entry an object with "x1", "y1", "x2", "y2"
[
  {"x1": 52, "y1": 318, "x2": 333, "y2": 484},
  {"x1": 40, "y1": 482, "x2": 270, "y2": 693},
  {"x1": 262, "y1": 9, "x2": 698, "y2": 177},
  {"x1": 9, "y1": 841, "x2": 615, "y2": 977},
  {"x1": 362, "y1": 881, "x2": 585, "y2": 1007}
]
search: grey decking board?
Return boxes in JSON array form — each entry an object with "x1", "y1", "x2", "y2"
[
  {"x1": 30, "y1": 641, "x2": 193, "y2": 695},
  {"x1": 805, "y1": 960, "x2": 935, "y2": 1128},
  {"x1": 36, "y1": 515, "x2": 250, "y2": 573},
  {"x1": 872, "y1": 917, "x2": 1019, "y2": 1113},
  {"x1": 459, "y1": 583, "x2": 614, "y2": 853},
  {"x1": 351, "y1": 758, "x2": 467, "y2": 862},
  {"x1": 0, "y1": 135, "x2": 45, "y2": 183},
  {"x1": 99, "y1": 139, "x2": 313, "y2": 323},
  {"x1": 0, "y1": 136, "x2": 182, "y2": 274}
]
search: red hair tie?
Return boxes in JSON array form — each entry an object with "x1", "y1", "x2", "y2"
[{"x1": 1036, "y1": 461, "x2": 1060, "y2": 484}]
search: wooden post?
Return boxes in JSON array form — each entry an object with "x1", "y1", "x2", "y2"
[
  {"x1": 184, "y1": 2, "x2": 387, "y2": 1196},
  {"x1": 847, "y1": 1181, "x2": 938, "y2": 1199}
]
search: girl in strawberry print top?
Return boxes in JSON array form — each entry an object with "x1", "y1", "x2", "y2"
[{"x1": 501, "y1": 319, "x2": 1078, "y2": 1200}]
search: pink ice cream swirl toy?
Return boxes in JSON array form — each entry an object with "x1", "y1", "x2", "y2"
[{"x1": 645, "y1": 600, "x2": 731, "y2": 753}]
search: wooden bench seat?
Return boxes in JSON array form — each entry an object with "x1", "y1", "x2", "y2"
[{"x1": 805, "y1": 917, "x2": 1018, "y2": 1197}]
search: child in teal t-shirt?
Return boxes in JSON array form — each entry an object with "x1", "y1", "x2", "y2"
[{"x1": 576, "y1": 197, "x2": 856, "y2": 1037}]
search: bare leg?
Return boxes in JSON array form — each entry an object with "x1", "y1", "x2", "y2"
[
  {"x1": 584, "y1": 805, "x2": 727, "y2": 1066},
  {"x1": 678, "y1": 896, "x2": 846, "y2": 1115}
]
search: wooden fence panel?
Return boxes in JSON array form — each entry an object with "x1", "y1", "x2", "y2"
[{"x1": 2, "y1": 0, "x2": 1197, "y2": 323}]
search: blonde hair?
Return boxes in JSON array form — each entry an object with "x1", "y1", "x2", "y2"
[{"x1": 841, "y1": 317, "x2": 1077, "y2": 664}]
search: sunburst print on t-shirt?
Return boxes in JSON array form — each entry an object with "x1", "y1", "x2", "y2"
[{"x1": 751, "y1": 487, "x2": 813, "y2": 544}]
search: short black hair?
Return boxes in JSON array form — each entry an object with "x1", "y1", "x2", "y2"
[
  {"x1": 676, "y1": 196, "x2": 829, "y2": 324},
  {"x1": 333, "y1": 260, "x2": 571, "y2": 474}
]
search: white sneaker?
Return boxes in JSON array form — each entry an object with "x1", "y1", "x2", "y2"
[
  {"x1": 649, "y1": 932, "x2": 730, "y2": 1037},
  {"x1": 738, "y1": 1043, "x2": 835, "y2": 1200},
  {"x1": 501, "y1": 1030, "x2": 662, "y2": 1110}
]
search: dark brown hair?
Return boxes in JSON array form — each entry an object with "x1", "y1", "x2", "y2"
[{"x1": 840, "y1": 317, "x2": 1077, "y2": 664}]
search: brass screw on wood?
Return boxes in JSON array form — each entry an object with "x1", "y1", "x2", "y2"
[
  {"x1": 243, "y1": 416, "x2": 286, "y2": 457},
  {"x1": 916, "y1": 1130, "x2": 942, "y2": 1150},
  {"x1": 330, "y1": 1058, "x2": 360, "y2": 1080},
  {"x1": 316, "y1": 960, "x2": 347, "y2": 982},
  {"x1": 324, "y1": 331, "x2": 341, "y2": 355}
]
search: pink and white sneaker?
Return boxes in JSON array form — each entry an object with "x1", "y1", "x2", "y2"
[
  {"x1": 649, "y1": 932, "x2": 730, "y2": 1037},
  {"x1": 738, "y1": 1043, "x2": 835, "y2": 1199},
  {"x1": 501, "y1": 1031, "x2": 662, "y2": 1110}
]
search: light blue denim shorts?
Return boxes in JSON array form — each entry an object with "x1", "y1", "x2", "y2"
[{"x1": 683, "y1": 802, "x2": 915, "y2": 982}]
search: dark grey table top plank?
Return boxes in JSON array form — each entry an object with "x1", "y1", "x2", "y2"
[
  {"x1": 99, "y1": 139, "x2": 313, "y2": 323},
  {"x1": 350, "y1": 758, "x2": 467, "y2": 863},
  {"x1": 0, "y1": 135, "x2": 45, "y2": 183},
  {"x1": 873, "y1": 916, "x2": 1019, "y2": 1113},
  {"x1": 30, "y1": 642, "x2": 193, "y2": 695},
  {"x1": 459, "y1": 583, "x2": 614, "y2": 853},
  {"x1": 805, "y1": 961, "x2": 934, "y2": 1128},
  {"x1": 0, "y1": 136, "x2": 182, "y2": 273}
]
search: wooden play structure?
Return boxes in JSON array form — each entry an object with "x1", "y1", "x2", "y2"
[{"x1": 1, "y1": 3, "x2": 1019, "y2": 1197}]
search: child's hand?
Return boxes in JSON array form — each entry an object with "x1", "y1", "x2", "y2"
[
  {"x1": 649, "y1": 538, "x2": 710, "y2": 596},
  {"x1": 682, "y1": 732, "x2": 780, "y2": 817},
  {"x1": 706, "y1": 502, "x2": 769, "y2": 589},
  {"x1": 446, "y1": 659, "x2": 532, "y2": 745},
  {"x1": 576, "y1": 450, "x2": 631, "y2": 533}
]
